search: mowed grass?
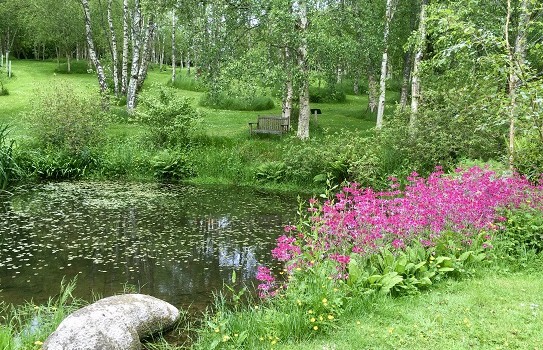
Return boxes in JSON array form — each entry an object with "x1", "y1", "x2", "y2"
[
  {"x1": 0, "y1": 59, "x2": 387, "y2": 140},
  {"x1": 278, "y1": 271, "x2": 543, "y2": 350}
]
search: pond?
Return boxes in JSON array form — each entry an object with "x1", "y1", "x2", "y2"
[{"x1": 0, "y1": 182, "x2": 299, "y2": 311}]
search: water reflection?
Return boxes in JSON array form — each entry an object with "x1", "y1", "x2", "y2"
[{"x1": 0, "y1": 182, "x2": 297, "y2": 310}]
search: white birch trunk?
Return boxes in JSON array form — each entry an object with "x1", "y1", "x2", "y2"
[
  {"x1": 187, "y1": 51, "x2": 191, "y2": 75},
  {"x1": 121, "y1": 0, "x2": 129, "y2": 95},
  {"x1": 296, "y1": 0, "x2": 310, "y2": 140},
  {"x1": 127, "y1": 0, "x2": 142, "y2": 113},
  {"x1": 410, "y1": 0, "x2": 427, "y2": 132},
  {"x1": 107, "y1": 0, "x2": 120, "y2": 97},
  {"x1": 281, "y1": 47, "x2": 294, "y2": 129},
  {"x1": 81, "y1": 0, "x2": 108, "y2": 94},
  {"x1": 137, "y1": 18, "x2": 155, "y2": 91},
  {"x1": 368, "y1": 70, "x2": 378, "y2": 112},
  {"x1": 66, "y1": 52, "x2": 71, "y2": 73},
  {"x1": 376, "y1": 0, "x2": 396, "y2": 130},
  {"x1": 171, "y1": 11, "x2": 176, "y2": 83},
  {"x1": 507, "y1": 0, "x2": 530, "y2": 169}
]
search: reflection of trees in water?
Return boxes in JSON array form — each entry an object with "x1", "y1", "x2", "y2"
[{"x1": 0, "y1": 184, "x2": 295, "y2": 308}]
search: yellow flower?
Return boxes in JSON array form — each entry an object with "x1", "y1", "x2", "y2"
[
  {"x1": 388, "y1": 327, "x2": 394, "y2": 334},
  {"x1": 234, "y1": 333, "x2": 238, "y2": 337},
  {"x1": 333, "y1": 288, "x2": 338, "y2": 292},
  {"x1": 356, "y1": 321, "x2": 361, "y2": 325},
  {"x1": 34, "y1": 341, "x2": 43, "y2": 346},
  {"x1": 297, "y1": 299, "x2": 302, "y2": 306},
  {"x1": 313, "y1": 326, "x2": 318, "y2": 331},
  {"x1": 222, "y1": 335, "x2": 230, "y2": 342},
  {"x1": 328, "y1": 315, "x2": 334, "y2": 320},
  {"x1": 319, "y1": 316, "x2": 324, "y2": 321},
  {"x1": 271, "y1": 340, "x2": 277, "y2": 345},
  {"x1": 308, "y1": 310, "x2": 313, "y2": 314},
  {"x1": 296, "y1": 267, "x2": 302, "y2": 271},
  {"x1": 254, "y1": 305, "x2": 259, "y2": 309},
  {"x1": 259, "y1": 337, "x2": 264, "y2": 341},
  {"x1": 310, "y1": 317, "x2": 316, "y2": 322},
  {"x1": 322, "y1": 298, "x2": 328, "y2": 304},
  {"x1": 214, "y1": 328, "x2": 220, "y2": 333}
]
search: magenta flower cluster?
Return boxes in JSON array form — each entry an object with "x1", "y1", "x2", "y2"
[{"x1": 256, "y1": 167, "x2": 543, "y2": 297}]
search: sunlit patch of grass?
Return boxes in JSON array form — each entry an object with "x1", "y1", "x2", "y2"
[{"x1": 277, "y1": 270, "x2": 543, "y2": 350}]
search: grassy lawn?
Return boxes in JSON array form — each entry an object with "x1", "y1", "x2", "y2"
[
  {"x1": 0, "y1": 60, "x2": 393, "y2": 140},
  {"x1": 278, "y1": 271, "x2": 543, "y2": 350}
]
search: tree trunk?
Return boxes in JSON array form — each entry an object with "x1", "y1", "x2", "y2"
[
  {"x1": 107, "y1": 0, "x2": 120, "y2": 97},
  {"x1": 353, "y1": 70, "x2": 360, "y2": 95},
  {"x1": 376, "y1": 0, "x2": 396, "y2": 130},
  {"x1": 410, "y1": 0, "x2": 427, "y2": 133},
  {"x1": 506, "y1": 0, "x2": 530, "y2": 169},
  {"x1": 296, "y1": 0, "x2": 310, "y2": 140},
  {"x1": 281, "y1": 47, "x2": 294, "y2": 128},
  {"x1": 160, "y1": 35, "x2": 165, "y2": 70},
  {"x1": 121, "y1": 0, "x2": 129, "y2": 95},
  {"x1": 127, "y1": 0, "x2": 142, "y2": 113},
  {"x1": 399, "y1": 51, "x2": 412, "y2": 111},
  {"x1": 81, "y1": 0, "x2": 108, "y2": 94},
  {"x1": 187, "y1": 51, "x2": 191, "y2": 75},
  {"x1": 171, "y1": 11, "x2": 176, "y2": 83},
  {"x1": 367, "y1": 70, "x2": 378, "y2": 113},
  {"x1": 136, "y1": 17, "x2": 156, "y2": 91},
  {"x1": 66, "y1": 52, "x2": 71, "y2": 73}
]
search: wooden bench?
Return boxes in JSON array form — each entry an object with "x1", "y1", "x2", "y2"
[{"x1": 249, "y1": 115, "x2": 290, "y2": 135}]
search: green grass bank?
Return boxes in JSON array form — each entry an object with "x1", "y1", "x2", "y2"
[{"x1": 0, "y1": 59, "x2": 402, "y2": 194}]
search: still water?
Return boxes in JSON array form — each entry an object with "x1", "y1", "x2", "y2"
[{"x1": 0, "y1": 182, "x2": 298, "y2": 310}]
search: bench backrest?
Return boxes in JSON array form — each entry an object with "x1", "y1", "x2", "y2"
[{"x1": 258, "y1": 116, "x2": 289, "y2": 130}]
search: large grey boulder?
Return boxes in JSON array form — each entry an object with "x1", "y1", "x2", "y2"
[{"x1": 43, "y1": 294, "x2": 180, "y2": 350}]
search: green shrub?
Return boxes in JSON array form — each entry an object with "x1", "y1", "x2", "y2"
[
  {"x1": 496, "y1": 208, "x2": 543, "y2": 258},
  {"x1": 199, "y1": 92, "x2": 275, "y2": 111},
  {"x1": 309, "y1": 86, "x2": 346, "y2": 103},
  {"x1": 93, "y1": 138, "x2": 153, "y2": 180},
  {"x1": 16, "y1": 147, "x2": 98, "y2": 180},
  {"x1": 137, "y1": 84, "x2": 202, "y2": 147},
  {"x1": 25, "y1": 82, "x2": 106, "y2": 155},
  {"x1": 169, "y1": 74, "x2": 207, "y2": 92},
  {"x1": 255, "y1": 161, "x2": 287, "y2": 183},
  {"x1": 336, "y1": 78, "x2": 367, "y2": 96},
  {"x1": 0, "y1": 125, "x2": 19, "y2": 190},
  {"x1": 151, "y1": 149, "x2": 195, "y2": 181},
  {"x1": 513, "y1": 133, "x2": 543, "y2": 182},
  {"x1": 0, "y1": 69, "x2": 8, "y2": 96},
  {"x1": 54, "y1": 60, "x2": 90, "y2": 74},
  {"x1": 281, "y1": 132, "x2": 385, "y2": 188}
]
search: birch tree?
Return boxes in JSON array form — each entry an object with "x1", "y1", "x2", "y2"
[
  {"x1": 376, "y1": 0, "x2": 397, "y2": 130},
  {"x1": 107, "y1": 0, "x2": 120, "y2": 97},
  {"x1": 409, "y1": 0, "x2": 427, "y2": 133},
  {"x1": 126, "y1": 0, "x2": 143, "y2": 112},
  {"x1": 296, "y1": 0, "x2": 311, "y2": 140},
  {"x1": 171, "y1": 10, "x2": 176, "y2": 83},
  {"x1": 505, "y1": 0, "x2": 531, "y2": 168},
  {"x1": 281, "y1": 47, "x2": 294, "y2": 126},
  {"x1": 81, "y1": 0, "x2": 108, "y2": 94},
  {"x1": 121, "y1": 0, "x2": 129, "y2": 95}
]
